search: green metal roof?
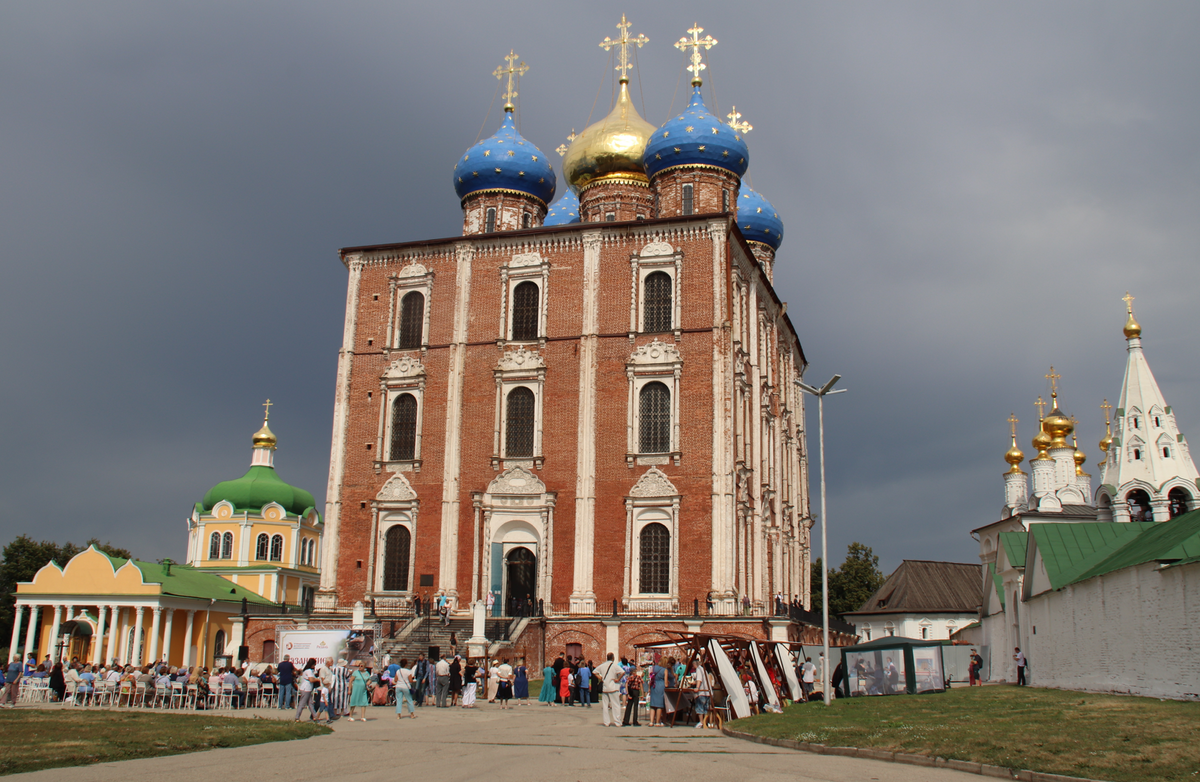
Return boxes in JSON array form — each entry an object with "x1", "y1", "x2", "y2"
[
  {"x1": 1068, "y1": 511, "x2": 1200, "y2": 584},
  {"x1": 1030, "y1": 522, "x2": 1155, "y2": 590},
  {"x1": 998, "y1": 532, "x2": 1028, "y2": 570},
  {"x1": 101, "y1": 552, "x2": 275, "y2": 605},
  {"x1": 201, "y1": 465, "x2": 318, "y2": 518}
]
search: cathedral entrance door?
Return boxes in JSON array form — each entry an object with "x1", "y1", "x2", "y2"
[{"x1": 504, "y1": 546, "x2": 536, "y2": 616}]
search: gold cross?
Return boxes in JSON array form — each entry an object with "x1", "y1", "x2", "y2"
[
  {"x1": 599, "y1": 14, "x2": 649, "y2": 84},
  {"x1": 726, "y1": 106, "x2": 752, "y2": 134},
  {"x1": 675, "y1": 23, "x2": 717, "y2": 86},
  {"x1": 262, "y1": 399, "x2": 272, "y2": 421},
  {"x1": 555, "y1": 129, "x2": 577, "y2": 158},
  {"x1": 1100, "y1": 398, "x2": 1112, "y2": 426},
  {"x1": 493, "y1": 50, "x2": 529, "y2": 112},
  {"x1": 1034, "y1": 395, "x2": 1046, "y2": 421},
  {"x1": 1008, "y1": 413, "x2": 1019, "y2": 439},
  {"x1": 1045, "y1": 366, "x2": 1061, "y2": 400},
  {"x1": 1122, "y1": 291, "x2": 1135, "y2": 314}
]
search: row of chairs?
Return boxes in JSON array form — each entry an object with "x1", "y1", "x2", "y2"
[{"x1": 19, "y1": 677, "x2": 278, "y2": 711}]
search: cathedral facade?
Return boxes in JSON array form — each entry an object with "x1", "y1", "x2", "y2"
[{"x1": 314, "y1": 23, "x2": 814, "y2": 648}]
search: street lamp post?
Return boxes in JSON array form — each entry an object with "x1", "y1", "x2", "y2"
[{"x1": 796, "y1": 373, "x2": 845, "y2": 706}]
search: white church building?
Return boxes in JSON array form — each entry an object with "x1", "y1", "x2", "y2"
[{"x1": 975, "y1": 298, "x2": 1200, "y2": 699}]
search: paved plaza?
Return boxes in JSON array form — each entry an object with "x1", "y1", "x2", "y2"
[{"x1": 13, "y1": 701, "x2": 981, "y2": 781}]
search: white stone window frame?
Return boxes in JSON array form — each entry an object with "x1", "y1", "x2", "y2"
[
  {"x1": 498, "y1": 252, "x2": 550, "y2": 346},
  {"x1": 375, "y1": 356, "x2": 426, "y2": 474},
  {"x1": 369, "y1": 473, "x2": 419, "y2": 596},
  {"x1": 492, "y1": 346, "x2": 546, "y2": 471},
  {"x1": 628, "y1": 241, "x2": 682, "y2": 340},
  {"x1": 623, "y1": 467, "x2": 681, "y2": 612},
  {"x1": 386, "y1": 263, "x2": 434, "y2": 353},
  {"x1": 626, "y1": 339, "x2": 683, "y2": 467}
]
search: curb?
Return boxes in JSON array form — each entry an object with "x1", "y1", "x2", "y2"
[{"x1": 719, "y1": 727, "x2": 1110, "y2": 782}]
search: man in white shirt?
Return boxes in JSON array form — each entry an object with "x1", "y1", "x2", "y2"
[
  {"x1": 434, "y1": 655, "x2": 451, "y2": 707},
  {"x1": 594, "y1": 653, "x2": 624, "y2": 727},
  {"x1": 1013, "y1": 647, "x2": 1027, "y2": 686}
]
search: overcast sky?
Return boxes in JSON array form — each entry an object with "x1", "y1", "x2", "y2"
[{"x1": 3, "y1": 2, "x2": 1199, "y2": 578}]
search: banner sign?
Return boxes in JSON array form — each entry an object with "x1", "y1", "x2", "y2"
[{"x1": 277, "y1": 628, "x2": 376, "y2": 664}]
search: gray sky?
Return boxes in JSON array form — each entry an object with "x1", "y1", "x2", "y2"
[{"x1": 3, "y1": 2, "x2": 1199, "y2": 577}]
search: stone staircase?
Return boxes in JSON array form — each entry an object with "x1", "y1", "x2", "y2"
[{"x1": 377, "y1": 616, "x2": 518, "y2": 663}]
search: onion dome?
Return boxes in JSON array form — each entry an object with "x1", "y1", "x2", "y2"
[
  {"x1": 1123, "y1": 292, "x2": 1142, "y2": 338},
  {"x1": 1004, "y1": 436, "x2": 1026, "y2": 473},
  {"x1": 252, "y1": 419, "x2": 276, "y2": 450},
  {"x1": 453, "y1": 112, "x2": 556, "y2": 207},
  {"x1": 202, "y1": 466, "x2": 317, "y2": 517},
  {"x1": 643, "y1": 86, "x2": 749, "y2": 180},
  {"x1": 1073, "y1": 435, "x2": 1087, "y2": 475},
  {"x1": 562, "y1": 80, "x2": 656, "y2": 193},
  {"x1": 543, "y1": 187, "x2": 580, "y2": 226},
  {"x1": 737, "y1": 187, "x2": 784, "y2": 250},
  {"x1": 1044, "y1": 402, "x2": 1074, "y2": 450},
  {"x1": 1032, "y1": 408, "x2": 1053, "y2": 458}
]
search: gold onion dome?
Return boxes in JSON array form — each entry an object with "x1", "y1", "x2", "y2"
[
  {"x1": 1099, "y1": 430, "x2": 1113, "y2": 453},
  {"x1": 1032, "y1": 425, "x2": 1052, "y2": 455},
  {"x1": 1005, "y1": 438, "x2": 1025, "y2": 472},
  {"x1": 1073, "y1": 437, "x2": 1087, "y2": 474},
  {"x1": 1043, "y1": 405, "x2": 1073, "y2": 449},
  {"x1": 562, "y1": 80, "x2": 656, "y2": 193},
  {"x1": 1124, "y1": 311, "x2": 1142, "y2": 339},
  {"x1": 252, "y1": 419, "x2": 277, "y2": 450}
]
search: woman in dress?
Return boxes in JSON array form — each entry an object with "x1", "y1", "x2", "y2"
[
  {"x1": 538, "y1": 662, "x2": 556, "y2": 705},
  {"x1": 487, "y1": 660, "x2": 500, "y2": 703},
  {"x1": 513, "y1": 658, "x2": 529, "y2": 704},
  {"x1": 329, "y1": 660, "x2": 352, "y2": 720},
  {"x1": 496, "y1": 658, "x2": 514, "y2": 710},
  {"x1": 461, "y1": 659, "x2": 478, "y2": 708},
  {"x1": 559, "y1": 663, "x2": 572, "y2": 706},
  {"x1": 448, "y1": 655, "x2": 462, "y2": 707},
  {"x1": 348, "y1": 663, "x2": 371, "y2": 721},
  {"x1": 648, "y1": 660, "x2": 667, "y2": 727}
]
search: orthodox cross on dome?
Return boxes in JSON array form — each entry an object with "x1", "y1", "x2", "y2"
[
  {"x1": 262, "y1": 398, "x2": 272, "y2": 421},
  {"x1": 1045, "y1": 366, "x2": 1061, "y2": 403},
  {"x1": 493, "y1": 49, "x2": 529, "y2": 112},
  {"x1": 675, "y1": 23, "x2": 717, "y2": 86},
  {"x1": 556, "y1": 129, "x2": 577, "y2": 158},
  {"x1": 1122, "y1": 291, "x2": 1135, "y2": 314},
  {"x1": 1100, "y1": 398, "x2": 1113, "y2": 426},
  {"x1": 1034, "y1": 395, "x2": 1047, "y2": 421},
  {"x1": 726, "y1": 106, "x2": 752, "y2": 134},
  {"x1": 600, "y1": 14, "x2": 649, "y2": 84},
  {"x1": 1008, "y1": 412, "x2": 1019, "y2": 439}
]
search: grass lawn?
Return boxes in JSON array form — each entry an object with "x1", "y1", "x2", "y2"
[
  {"x1": 734, "y1": 685, "x2": 1200, "y2": 782},
  {"x1": 0, "y1": 710, "x2": 330, "y2": 776}
]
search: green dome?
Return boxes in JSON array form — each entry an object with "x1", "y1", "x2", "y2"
[{"x1": 201, "y1": 465, "x2": 317, "y2": 518}]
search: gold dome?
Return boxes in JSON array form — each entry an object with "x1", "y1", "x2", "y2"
[
  {"x1": 1005, "y1": 436, "x2": 1026, "y2": 472},
  {"x1": 252, "y1": 420, "x2": 277, "y2": 450},
  {"x1": 1073, "y1": 435, "x2": 1086, "y2": 475},
  {"x1": 562, "y1": 80, "x2": 656, "y2": 193},
  {"x1": 1099, "y1": 431, "x2": 1112, "y2": 453},
  {"x1": 1123, "y1": 312, "x2": 1142, "y2": 339},
  {"x1": 1032, "y1": 424, "x2": 1052, "y2": 454},
  {"x1": 1043, "y1": 406, "x2": 1073, "y2": 449}
]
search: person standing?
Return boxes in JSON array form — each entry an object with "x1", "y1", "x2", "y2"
[
  {"x1": 559, "y1": 663, "x2": 573, "y2": 706},
  {"x1": 694, "y1": 659, "x2": 713, "y2": 729},
  {"x1": 514, "y1": 658, "x2": 529, "y2": 704},
  {"x1": 277, "y1": 655, "x2": 295, "y2": 710},
  {"x1": 2, "y1": 658, "x2": 22, "y2": 707},
  {"x1": 538, "y1": 661, "x2": 557, "y2": 705},
  {"x1": 294, "y1": 660, "x2": 318, "y2": 722},
  {"x1": 486, "y1": 590, "x2": 495, "y2": 618},
  {"x1": 496, "y1": 658, "x2": 514, "y2": 710},
  {"x1": 348, "y1": 663, "x2": 371, "y2": 721},
  {"x1": 1013, "y1": 648, "x2": 1027, "y2": 686},
  {"x1": 461, "y1": 659, "x2": 478, "y2": 708},
  {"x1": 800, "y1": 657, "x2": 815, "y2": 701},
  {"x1": 578, "y1": 661, "x2": 592, "y2": 708},
  {"x1": 411, "y1": 653, "x2": 427, "y2": 707},
  {"x1": 434, "y1": 654, "x2": 451, "y2": 707},
  {"x1": 487, "y1": 659, "x2": 500, "y2": 703},
  {"x1": 969, "y1": 649, "x2": 983, "y2": 686},
  {"x1": 648, "y1": 660, "x2": 667, "y2": 727},
  {"x1": 595, "y1": 653, "x2": 623, "y2": 727},
  {"x1": 449, "y1": 655, "x2": 463, "y2": 707},
  {"x1": 394, "y1": 658, "x2": 416, "y2": 719},
  {"x1": 552, "y1": 653, "x2": 566, "y2": 704},
  {"x1": 621, "y1": 662, "x2": 642, "y2": 727}
]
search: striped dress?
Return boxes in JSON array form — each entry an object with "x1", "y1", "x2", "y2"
[{"x1": 329, "y1": 663, "x2": 352, "y2": 714}]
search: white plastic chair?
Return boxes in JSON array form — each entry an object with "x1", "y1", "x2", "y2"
[
  {"x1": 259, "y1": 683, "x2": 276, "y2": 709},
  {"x1": 217, "y1": 683, "x2": 235, "y2": 710},
  {"x1": 132, "y1": 681, "x2": 148, "y2": 707},
  {"x1": 64, "y1": 682, "x2": 79, "y2": 706},
  {"x1": 169, "y1": 682, "x2": 185, "y2": 709},
  {"x1": 185, "y1": 683, "x2": 199, "y2": 710}
]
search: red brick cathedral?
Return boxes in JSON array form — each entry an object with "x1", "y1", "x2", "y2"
[{"x1": 315, "y1": 22, "x2": 816, "y2": 656}]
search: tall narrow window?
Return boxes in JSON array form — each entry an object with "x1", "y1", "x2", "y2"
[
  {"x1": 682, "y1": 184, "x2": 694, "y2": 215},
  {"x1": 397, "y1": 291, "x2": 424, "y2": 350},
  {"x1": 214, "y1": 630, "x2": 226, "y2": 656},
  {"x1": 209, "y1": 532, "x2": 221, "y2": 559},
  {"x1": 383, "y1": 526, "x2": 412, "y2": 591},
  {"x1": 389, "y1": 393, "x2": 418, "y2": 461},
  {"x1": 485, "y1": 208, "x2": 496, "y2": 233},
  {"x1": 511, "y1": 281, "x2": 539, "y2": 341},
  {"x1": 255, "y1": 534, "x2": 269, "y2": 561},
  {"x1": 221, "y1": 532, "x2": 234, "y2": 560},
  {"x1": 722, "y1": 189, "x2": 729, "y2": 212},
  {"x1": 270, "y1": 534, "x2": 284, "y2": 561},
  {"x1": 522, "y1": 212, "x2": 531, "y2": 228},
  {"x1": 506, "y1": 387, "x2": 535, "y2": 457},
  {"x1": 639, "y1": 523, "x2": 670, "y2": 594},
  {"x1": 639, "y1": 382, "x2": 671, "y2": 454},
  {"x1": 643, "y1": 272, "x2": 672, "y2": 333}
]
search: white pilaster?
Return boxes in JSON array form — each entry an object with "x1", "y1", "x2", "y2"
[
  {"x1": 709, "y1": 219, "x2": 737, "y2": 610},
  {"x1": 22, "y1": 604, "x2": 39, "y2": 662},
  {"x1": 182, "y1": 610, "x2": 196, "y2": 668},
  {"x1": 438, "y1": 242, "x2": 473, "y2": 605},
  {"x1": 48, "y1": 605, "x2": 63, "y2": 663},
  {"x1": 571, "y1": 230, "x2": 602, "y2": 613},
  {"x1": 92, "y1": 606, "x2": 107, "y2": 666},
  {"x1": 147, "y1": 607, "x2": 162, "y2": 664},
  {"x1": 105, "y1": 606, "x2": 119, "y2": 665},
  {"x1": 132, "y1": 606, "x2": 145, "y2": 666}
]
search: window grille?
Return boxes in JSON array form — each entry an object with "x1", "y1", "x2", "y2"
[
  {"x1": 511, "y1": 281, "x2": 539, "y2": 341},
  {"x1": 485, "y1": 208, "x2": 496, "y2": 233},
  {"x1": 506, "y1": 387, "x2": 535, "y2": 457},
  {"x1": 642, "y1": 272, "x2": 673, "y2": 333},
  {"x1": 639, "y1": 382, "x2": 671, "y2": 454},
  {"x1": 397, "y1": 292, "x2": 424, "y2": 350},
  {"x1": 209, "y1": 533, "x2": 221, "y2": 559},
  {"x1": 383, "y1": 526, "x2": 412, "y2": 591},
  {"x1": 682, "y1": 184, "x2": 693, "y2": 215},
  {"x1": 221, "y1": 532, "x2": 233, "y2": 560},
  {"x1": 270, "y1": 534, "x2": 284, "y2": 561},
  {"x1": 639, "y1": 523, "x2": 670, "y2": 594},
  {"x1": 255, "y1": 534, "x2": 269, "y2": 561},
  {"x1": 389, "y1": 393, "x2": 418, "y2": 460}
]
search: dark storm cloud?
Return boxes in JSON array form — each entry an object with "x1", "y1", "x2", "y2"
[{"x1": 2, "y1": 2, "x2": 1198, "y2": 574}]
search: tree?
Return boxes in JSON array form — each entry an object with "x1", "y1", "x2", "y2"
[
  {"x1": 809, "y1": 542, "x2": 886, "y2": 620},
  {"x1": 0, "y1": 536, "x2": 133, "y2": 658}
]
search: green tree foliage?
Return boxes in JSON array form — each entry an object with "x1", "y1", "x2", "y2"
[
  {"x1": 809, "y1": 542, "x2": 886, "y2": 619},
  {"x1": 0, "y1": 536, "x2": 133, "y2": 657}
]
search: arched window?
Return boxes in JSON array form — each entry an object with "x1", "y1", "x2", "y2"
[
  {"x1": 397, "y1": 291, "x2": 424, "y2": 350},
  {"x1": 255, "y1": 533, "x2": 269, "y2": 561},
  {"x1": 643, "y1": 271, "x2": 672, "y2": 333},
  {"x1": 884, "y1": 621, "x2": 895, "y2": 637},
  {"x1": 639, "y1": 382, "x2": 671, "y2": 454},
  {"x1": 262, "y1": 639, "x2": 276, "y2": 663},
  {"x1": 505, "y1": 387, "x2": 535, "y2": 457},
  {"x1": 682, "y1": 183, "x2": 694, "y2": 215},
  {"x1": 389, "y1": 393, "x2": 418, "y2": 461},
  {"x1": 1133, "y1": 448, "x2": 1142, "y2": 460},
  {"x1": 383, "y1": 526, "x2": 412, "y2": 591},
  {"x1": 221, "y1": 532, "x2": 234, "y2": 560},
  {"x1": 214, "y1": 629, "x2": 227, "y2": 657},
  {"x1": 511, "y1": 281, "x2": 539, "y2": 341},
  {"x1": 270, "y1": 534, "x2": 284, "y2": 561},
  {"x1": 485, "y1": 208, "x2": 496, "y2": 233},
  {"x1": 209, "y1": 532, "x2": 221, "y2": 560},
  {"x1": 862, "y1": 623, "x2": 872, "y2": 641},
  {"x1": 1169, "y1": 487, "x2": 1191, "y2": 518},
  {"x1": 1164, "y1": 446, "x2": 1171, "y2": 458},
  {"x1": 522, "y1": 212, "x2": 531, "y2": 229},
  {"x1": 639, "y1": 523, "x2": 670, "y2": 594},
  {"x1": 1127, "y1": 489, "x2": 1153, "y2": 522}
]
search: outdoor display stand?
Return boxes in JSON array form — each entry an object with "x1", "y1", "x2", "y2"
[
  {"x1": 748, "y1": 642, "x2": 782, "y2": 711},
  {"x1": 633, "y1": 631, "x2": 755, "y2": 722},
  {"x1": 838, "y1": 636, "x2": 946, "y2": 697},
  {"x1": 770, "y1": 642, "x2": 804, "y2": 702}
]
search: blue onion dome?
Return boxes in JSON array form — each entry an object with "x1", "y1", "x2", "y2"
[
  {"x1": 737, "y1": 187, "x2": 784, "y2": 250},
  {"x1": 643, "y1": 86, "x2": 749, "y2": 180},
  {"x1": 543, "y1": 187, "x2": 580, "y2": 225},
  {"x1": 453, "y1": 111, "x2": 556, "y2": 207}
]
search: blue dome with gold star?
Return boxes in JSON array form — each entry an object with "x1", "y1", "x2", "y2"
[
  {"x1": 643, "y1": 86, "x2": 749, "y2": 180},
  {"x1": 453, "y1": 112, "x2": 556, "y2": 206},
  {"x1": 737, "y1": 187, "x2": 783, "y2": 250},
  {"x1": 543, "y1": 187, "x2": 580, "y2": 226}
]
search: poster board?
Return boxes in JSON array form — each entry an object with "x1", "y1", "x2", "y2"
[
  {"x1": 708, "y1": 640, "x2": 750, "y2": 720},
  {"x1": 749, "y1": 642, "x2": 781, "y2": 711},
  {"x1": 774, "y1": 644, "x2": 803, "y2": 701},
  {"x1": 277, "y1": 628, "x2": 376, "y2": 665}
]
